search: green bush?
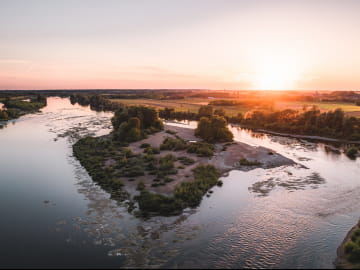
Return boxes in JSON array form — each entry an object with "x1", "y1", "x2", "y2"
[
  {"x1": 187, "y1": 142, "x2": 214, "y2": 157},
  {"x1": 140, "y1": 143, "x2": 151, "y2": 148},
  {"x1": 160, "y1": 137, "x2": 187, "y2": 151},
  {"x1": 136, "y1": 165, "x2": 221, "y2": 215},
  {"x1": 112, "y1": 106, "x2": 164, "y2": 143},
  {"x1": 143, "y1": 146, "x2": 160, "y2": 155},
  {"x1": 239, "y1": 158, "x2": 261, "y2": 166},
  {"x1": 159, "y1": 154, "x2": 176, "y2": 171},
  {"x1": 177, "y1": 156, "x2": 195, "y2": 165},
  {"x1": 195, "y1": 115, "x2": 233, "y2": 143},
  {"x1": 174, "y1": 165, "x2": 220, "y2": 207},
  {"x1": 346, "y1": 146, "x2": 358, "y2": 159},
  {"x1": 137, "y1": 181, "x2": 146, "y2": 191},
  {"x1": 136, "y1": 191, "x2": 183, "y2": 215}
]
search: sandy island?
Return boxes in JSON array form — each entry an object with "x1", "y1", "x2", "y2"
[{"x1": 117, "y1": 123, "x2": 295, "y2": 196}]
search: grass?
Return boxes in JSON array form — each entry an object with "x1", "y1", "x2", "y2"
[
  {"x1": 239, "y1": 158, "x2": 262, "y2": 166},
  {"x1": 111, "y1": 98, "x2": 360, "y2": 119},
  {"x1": 276, "y1": 101, "x2": 360, "y2": 116},
  {"x1": 111, "y1": 98, "x2": 249, "y2": 117}
]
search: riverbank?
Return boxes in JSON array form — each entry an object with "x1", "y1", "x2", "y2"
[
  {"x1": 335, "y1": 222, "x2": 360, "y2": 269},
  {"x1": 229, "y1": 122, "x2": 360, "y2": 146},
  {"x1": 0, "y1": 96, "x2": 47, "y2": 122}
]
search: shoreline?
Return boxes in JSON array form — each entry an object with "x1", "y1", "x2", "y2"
[
  {"x1": 232, "y1": 125, "x2": 360, "y2": 145},
  {"x1": 334, "y1": 222, "x2": 360, "y2": 269}
]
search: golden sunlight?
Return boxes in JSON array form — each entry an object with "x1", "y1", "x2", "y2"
[{"x1": 253, "y1": 54, "x2": 302, "y2": 90}]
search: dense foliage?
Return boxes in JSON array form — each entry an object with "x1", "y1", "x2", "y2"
[
  {"x1": 158, "y1": 108, "x2": 199, "y2": 121},
  {"x1": 186, "y1": 142, "x2": 215, "y2": 157},
  {"x1": 344, "y1": 222, "x2": 360, "y2": 262},
  {"x1": 242, "y1": 107, "x2": 360, "y2": 141},
  {"x1": 111, "y1": 106, "x2": 164, "y2": 143},
  {"x1": 0, "y1": 95, "x2": 47, "y2": 121},
  {"x1": 70, "y1": 94, "x2": 119, "y2": 111},
  {"x1": 3, "y1": 95, "x2": 47, "y2": 112},
  {"x1": 195, "y1": 115, "x2": 234, "y2": 143},
  {"x1": 160, "y1": 137, "x2": 188, "y2": 151}
]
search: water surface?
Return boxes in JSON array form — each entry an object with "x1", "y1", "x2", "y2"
[{"x1": 1, "y1": 97, "x2": 360, "y2": 268}]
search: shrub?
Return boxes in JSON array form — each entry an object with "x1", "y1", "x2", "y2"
[
  {"x1": 160, "y1": 137, "x2": 187, "y2": 151},
  {"x1": 144, "y1": 146, "x2": 160, "y2": 155},
  {"x1": 140, "y1": 143, "x2": 151, "y2": 148},
  {"x1": 346, "y1": 146, "x2": 358, "y2": 159},
  {"x1": 112, "y1": 105, "x2": 164, "y2": 143},
  {"x1": 187, "y1": 142, "x2": 214, "y2": 157},
  {"x1": 136, "y1": 191, "x2": 182, "y2": 215},
  {"x1": 239, "y1": 158, "x2": 261, "y2": 166},
  {"x1": 195, "y1": 115, "x2": 233, "y2": 143},
  {"x1": 344, "y1": 242, "x2": 356, "y2": 254},
  {"x1": 159, "y1": 154, "x2": 176, "y2": 171},
  {"x1": 137, "y1": 181, "x2": 146, "y2": 191},
  {"x1": 174, "y1": 165, "x2": 220, "y2": 207}
]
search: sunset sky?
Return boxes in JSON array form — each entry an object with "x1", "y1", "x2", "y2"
[{"x1": 0, "y1": 0, "x2": 360, "y2": 90}]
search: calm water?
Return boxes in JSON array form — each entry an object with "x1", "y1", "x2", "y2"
[{"x1": 1, "y1": 97, "x2": 360, "y2": 268}]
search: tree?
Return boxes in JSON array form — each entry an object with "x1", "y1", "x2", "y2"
[
  {"x1": 195, "y1": 115, "x2": 233, "y2": 143},
  {"x1": 198, "y1": 105, "x2": 213, "y2": 118},
  {"x1": 214, "y1": 108, "x2": 226, "y2": 117},
  {"x1": 112, "y1": 106, "x2": 163, "y2": 143},
  {"x1": 0, "y1": 110, "x2": 9, "y2": 120}
]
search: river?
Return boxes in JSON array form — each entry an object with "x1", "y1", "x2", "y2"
[{"x1": 1, "y1": 97, "x2": 359, "y2": 268}]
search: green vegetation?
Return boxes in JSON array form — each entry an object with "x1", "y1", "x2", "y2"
[
  {"x1": 243, "y1": 107, "x2": 360, "y2": 141},
  {"x1": 187, "y1": 142, "x2": 215, "y2": 157},
  {"x1": 143, "y1": 146, "x2": 160, "y2": 155},
  {"x1": 70, "y1": 94, "x2": 119, "y2": 111},
  {"x1": 177, "y1": 156, "x2": 195, "y2": 165},
  {"x1": 3, "y1": 95, "x2": 46, "y2": 112},
  {"x1": 239, "y1": 158, "x2": 262, "y2": 166},
  {"x1": 136, "y1": 165, "x2": 221, "y2": 215},
  {"x1": 72, "y1": 137, "x2": 128, "y2": 199},
  {"x1": 195, "y1": 107, "x2": 233, "y2": 143},
  {"x1": 158, "y1": 154, "x2": 177, "y2": 176},
  {"x1": 111, "y1": 105, "x2": 164, "y2": 143},
  {"x1": 140, "y1": 143, "x2": 151, "y2": 148},
  {"x1": 343, "y1": 222, "x2": 360, "y2": 263},
  {"x1": 174, "y1": 165, "x2": 220, "y2": 206},
  {"x1": 0, "y1": 95, "x2": 47, "y2": 121},
  {"x1": 160, "y1": 137, "x2": 187, "y2": 151},
  {"x1": 346, "y1": 146, "x2": 358, "y2": 159},
  {"x1": 0, "y1": 110, "x2": 9, "y2": 120}
]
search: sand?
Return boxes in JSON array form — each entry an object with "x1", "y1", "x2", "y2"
[{"x1": 120, "y1": 124, "x2": 294, "y2": 196}]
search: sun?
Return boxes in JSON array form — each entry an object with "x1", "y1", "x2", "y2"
[{"x1": 253, "y1": 54, "x2": 302, "y2": 90}]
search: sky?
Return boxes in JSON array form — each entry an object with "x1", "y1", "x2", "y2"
[{"x1": 0, "y1": 0, "x2": 359, "y2": 90}]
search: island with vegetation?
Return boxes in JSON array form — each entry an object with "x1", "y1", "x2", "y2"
[
  {"x1": 0, "y1": 94, "x2": 47, "y2": 121},
  {"x1": 71, "y1": 96, "x2": 293, "y2": 216},
  {"x1": 335, "y1": 221, "x2": 360, "y2": 269}
]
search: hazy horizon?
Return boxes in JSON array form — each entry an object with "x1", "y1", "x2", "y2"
[{"x1": 1, "y1": 0, "x2": 360, "y2": 90}]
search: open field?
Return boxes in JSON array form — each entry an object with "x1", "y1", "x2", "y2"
[
  {"x1": 111, "y1": 98, "x2": 360, "y2": 117},
  {"x1": 111, "y1": 98, "x2": 250, "y2": 116},
  {"x1": 275, "y1": 101, "x2": 360, "y2": 115}
]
